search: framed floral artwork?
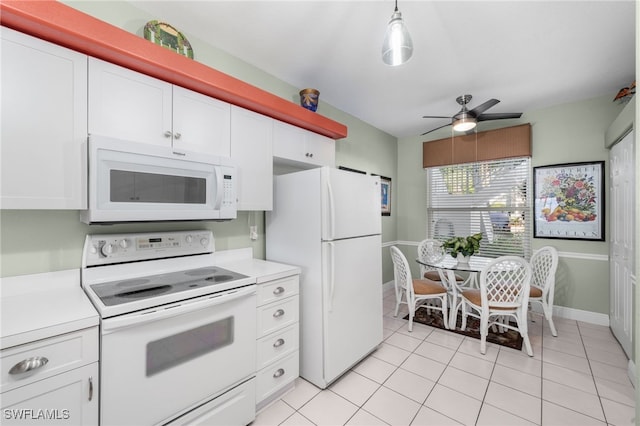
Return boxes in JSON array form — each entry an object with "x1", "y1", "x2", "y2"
[{"x1": 533, "y1": 161, "x2": 605, "y2": 241}]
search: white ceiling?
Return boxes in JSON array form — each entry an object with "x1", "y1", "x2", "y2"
[{"x1": 129, "y1": 1, "x2": 636, "y2": 138}]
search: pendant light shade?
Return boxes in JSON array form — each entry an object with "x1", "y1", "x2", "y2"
[{"x1": 381, "y1": 1, "x2": 413, "y2": 66}]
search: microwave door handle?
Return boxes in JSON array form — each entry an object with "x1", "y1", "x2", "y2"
[
  {"x1": 101, "y1": 285, "x2": 255, "y2": 333},
  {"x1": 213, "y1": 167, "x2": 224, "y2": 209}
]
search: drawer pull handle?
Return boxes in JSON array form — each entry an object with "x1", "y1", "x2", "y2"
[
  {"x1": 9, "y1": 356, "x2": 49, "y2": 375},
  {"x1": 273, "y1": 368, "x2": 285, "y2": 378},
  {"x1": 273, "y1": 286, "x2": 285, "y2": 295},
  {"x1": 273, "y1": 338, "x2": 285, "y2": 348},
  {"x1": 273, "y1": 309, "x2": 285, "y2": 318},
  {"x1": 88, "y1": 376, "x2": 94, "y2": 401}
]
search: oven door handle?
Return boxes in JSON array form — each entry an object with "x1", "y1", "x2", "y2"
[{"x1": 101, "y1": 285, "x2": 256, "y2": 333}]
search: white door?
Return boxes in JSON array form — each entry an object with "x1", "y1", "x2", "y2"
[
  {"x1": 322, "y1": 235, "x2": 383, "y2": 384},
  {"x1": 1, "y1": 363, "x2": 99, "y2": 425},
  {"x1": 321, "y1": 168, "x2": 382, "y2": 240},
  {"x1": 230, "y1": 106, "x2": 273, "y2": 210},
  {"x1": 173, "y1": 86, "x2": 231, "y2": 157},
  {"x1": 88, "y1": 58, "x2": 172, "y2": 146},
  {"x1": 609, "y1": 131, "x2": 634, "y2": 358},
  {"x1": 1, "y1": 27, "x2": 87, "y2": 209}
]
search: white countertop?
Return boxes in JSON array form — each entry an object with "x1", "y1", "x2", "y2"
[
  {"x1": 0, "y1": 250, "x2": 299, "y2": 350},
  {"x1": 213, "y1": 248, "x2": 301, "y2": 283},
  {"x1": 0, "y1": 269, "x2": 99, "y2": 350}
]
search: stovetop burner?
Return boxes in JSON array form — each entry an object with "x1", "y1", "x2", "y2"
[{"x1": 89, "y1": 266, "x2": 249, "y2": 307}]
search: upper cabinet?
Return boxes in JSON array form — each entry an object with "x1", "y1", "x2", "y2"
[
  {"x1": 88, "y1": 58, "x2": 231, "y2": 157},
  {"x1": 1, "y1": 27, "x2": 88, "y2": 209},
  {"x1": 231, "y1": 106, "x2": 273, "y2": 211},
  {"x1": 273, "y1": 120, "x2": 335, "y2": 168}
]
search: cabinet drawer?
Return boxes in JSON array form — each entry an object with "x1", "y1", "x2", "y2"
[
  {"x1": 1, "y1": 362, "x2": 98, "y2": 425},
  {"x1": 1, "y1": 327, "x2": 98, "y2": 393},
  {"x1": 256, "y1": 324, "x2": 299, "y2": 370},
  {"x1": 256, "y1": 296, "x2": 298, "y2": 338},
  {"x1": 256, "y1": 275, "x2": 299, "y2": 306},
  {"x1": 256, "y1": 351, "x2": 299, "y2": 403}
]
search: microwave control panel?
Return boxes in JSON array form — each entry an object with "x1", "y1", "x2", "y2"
[{"x1": 82, "y1": 230, "x2": 213, "y2": 266}]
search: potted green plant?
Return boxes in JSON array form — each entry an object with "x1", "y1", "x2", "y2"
[{"x1": 442, "y1": 233, "x2": 483, "y2": 264}]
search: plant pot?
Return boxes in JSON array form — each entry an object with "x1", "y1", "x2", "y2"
[
  {"x1": 299, "y1": 88, "x2": 319, "y2": 112},
  {"x1": 456, "y1": 253, "x2": 470, "y2": 265}
]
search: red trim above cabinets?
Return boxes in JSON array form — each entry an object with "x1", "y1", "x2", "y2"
[{"x1": 0, "y1": 0, "x2": 348, "y2": 139}]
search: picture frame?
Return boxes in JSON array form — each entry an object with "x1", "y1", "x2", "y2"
[
  {"x1": 375, "y1": 175, "x2": 392, "y2": 216},
  {"x1": 533, "y1": 161, "x2": 605, "y2": 241}
]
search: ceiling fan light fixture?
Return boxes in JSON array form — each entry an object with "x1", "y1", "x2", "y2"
[
  {"x1": 452, "y1": 116, "x2": 477, "y2": 132},
  {"x1": 381, "y1": 1, "x2": 413, "y2": 66}
]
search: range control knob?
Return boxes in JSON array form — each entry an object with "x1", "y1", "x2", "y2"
[
  {"x1": 200, "y1": 238, "x2": 209, "y2": 247},
  {"x1": 119, "y1": 239, "x2": 129, "y2": 249},
  {"x1": 101, "y1": 243, "x2": 116, "y2": 257},
  {"x1": 185, "y1": 235, "x2": 194, "y2": 244}
]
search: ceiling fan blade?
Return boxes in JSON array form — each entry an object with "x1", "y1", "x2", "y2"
[
  {"x1": 422, "y1": 115, "x2": 452, "y2": 119},
  {"x1": 477, "y1": 112, "x2": 522, "y2": 121},
  {"x1": 469, "y1": 99, "x2": 500, "y2": 116},
  {"x1": 421, "y1": 122, "x2": 452, "y2": 135}
]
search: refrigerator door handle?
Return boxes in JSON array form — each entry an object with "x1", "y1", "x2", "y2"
[
  {"x1": 327, "y1": 179, "x2": 335, "y2": 240},
  {"x1": 328, "y1": 241, "x2": 335, "y2": 312}
]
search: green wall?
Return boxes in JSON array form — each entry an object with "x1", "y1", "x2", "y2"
[
  {"x1": 0, "y1": 1, "x2": 398, "y2": 279},
  {"x1": 396, "y1": 95, "x2": 625, "y2": 314}
]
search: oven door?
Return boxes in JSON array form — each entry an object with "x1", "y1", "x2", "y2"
[{"x1": 100, "y1": 285, "x2": 256, "y2": 426}]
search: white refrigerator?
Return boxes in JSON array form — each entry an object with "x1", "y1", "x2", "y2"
[{"x1": 266, "y1": 167, "x2": 383, "y2": 389}]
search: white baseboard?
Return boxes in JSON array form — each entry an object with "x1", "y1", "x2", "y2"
[
  {"x1": 530, "y1": 304, "x2": 609, "y2": 326},
  {"x1": 386, "y1": 279, "x2": 609, "y2": 326},
  {"x1": 628, "y1": 359, "x2": 637, "y2": 389}
]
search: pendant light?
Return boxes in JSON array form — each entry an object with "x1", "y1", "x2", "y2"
[{"x1": 381, "y1": 0, "x2": 413, "y2": 66}]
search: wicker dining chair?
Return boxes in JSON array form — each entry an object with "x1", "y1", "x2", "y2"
[
  {"x1": 390, "y1": 246, "x2": 449, "y2": 332},
  {"x1": 459, "y1": 256, "x2": 533, "y2": 356},
  {"x1": 529, "y1": 246, "x2": 559, "y2": 336}
]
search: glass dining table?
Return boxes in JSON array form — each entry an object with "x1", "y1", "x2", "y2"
[{"x1": 416, "y1": 255, "x2": 493, "y2": 329}]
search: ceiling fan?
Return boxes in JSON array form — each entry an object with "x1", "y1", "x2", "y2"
[{"x1": 421, "y1": 95, "x2": 522, "y2": 135}]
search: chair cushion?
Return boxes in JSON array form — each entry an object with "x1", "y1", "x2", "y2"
[
  {"x1": 530, "y1": 286, "x2": 543, "y2": 298},
  {"x1": 412, "y1": 278, "x2": 447, "y2": 295},
  {"x1": 423, "y1": 271, "x2": 464, "y2": 282},
  {"x1": 461, "y1": 289, "x2": 515, "y2": 310}
]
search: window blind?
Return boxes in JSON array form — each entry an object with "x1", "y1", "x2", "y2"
[{"x1": 426, "y1": 157, "x2": 532, "y2": 259}]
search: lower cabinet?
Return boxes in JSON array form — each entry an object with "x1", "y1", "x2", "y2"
[
  {"x1": 0, "y1": 328, "x2": 99, "y2": 425},
  {"x1": 255, "y1": 274, "x2": 300, "y2": 410},
  {"x1": 1, "y1": 363, "x2": 98, "y2": 425}
]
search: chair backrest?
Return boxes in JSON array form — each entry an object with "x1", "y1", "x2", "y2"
[
  {"x1": 530, "y1": 246, "x2": 559, "y2": 297},
  {"x1": 479, "y1": 256, "x2": 532, "y2": 309},
  {"x1": 417, "y1": 239, "x2": 445, "y2": 277},
  {"x1": 390, "y1": 246, "x2": 413, "y2": 296}
]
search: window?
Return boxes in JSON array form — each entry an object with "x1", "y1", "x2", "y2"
[{"x1": 426, "y1": 157, "x2": 531, "y2": 258}]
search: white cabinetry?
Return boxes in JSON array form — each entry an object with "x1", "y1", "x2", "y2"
[
  {"x1": 273, "y1": 120, "x2": 335, "y2": 168},
  {"x1": 255, "y1": 274, "x2": 299, "y2": 409},
  {"x1": 88, "y1": 58, "x2": 231, "y2": 157},
  {"x1": 230, "y1": 106, "x2": 273, "y2": 210},
  {"x1": 1, "y1": 328, "x2": 99, "y2": 425},
  {"x1": 1, "y1": 27, "x2": 87, "y2": 209}
]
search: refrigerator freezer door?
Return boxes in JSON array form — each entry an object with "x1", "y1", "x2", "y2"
[
  {"x1": 321, "y1": 168, "x2": 382, "y2": 241},
  {"x1": 321, "y1": 234, "x2": 383, "y2": 385}
]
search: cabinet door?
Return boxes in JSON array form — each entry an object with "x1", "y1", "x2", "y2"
[
  {"x1": 173, "y1": 86, "x2": 231, "y2": 157},
  {"x1": 1, "y1": 363, "x2": 98, "y2": 425},
  {"x1": 305, "y1": 132, "x2": 335, "y2": 167},
  {"x1": 88, "y1": 57, "x2": 172, "y2": 146},
  {"x1": 1, "y1": 28, "x2": 87, "y2": 209},
  {"x1": 272, "y1": 120, "x2": 335, "y2": 168},
  {"x1": 231, "y1": 106, "x2": 273, "y2": 210},
  {"x1": 272, "y1": 120, "x2": 307, "y2": 162}
]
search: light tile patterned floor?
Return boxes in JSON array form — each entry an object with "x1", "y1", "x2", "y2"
[{"x1": 252, "y1": 289, "x2": 636, "y2": 425}]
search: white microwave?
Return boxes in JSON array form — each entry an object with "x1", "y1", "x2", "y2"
[{"x1": 81, "y1": 135, "x2": 237, "y2": 224}]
